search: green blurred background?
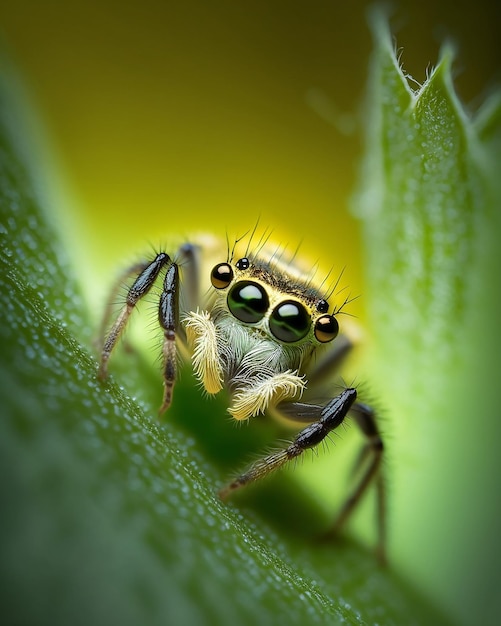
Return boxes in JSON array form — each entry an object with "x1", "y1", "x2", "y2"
[{"x1": 1, "y1": 0, "x2": 499, "y2": 314}]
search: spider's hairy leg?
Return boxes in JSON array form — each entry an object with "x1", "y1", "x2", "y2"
[
  {"x1": 97, "y1": 260, "x2": 152, "y2": 351},
  {"x1": 98, "y1": 253, "x2": 172, "y2": 380},
  {"x1": 219, "y1": 388, "x2": 357, "y2": 499},
  {"x1": 307, "y1": 333, "x2": 353, "y2": 387},
  {"x1": 158, "y1": 262, "x2": 180, "y2": 414},
  {"x1": 325, "y1": 401, "x2": 386, "y2": 562},
  {"x1": 177, "y1": 242, "x2": 200, "y2": 316}
]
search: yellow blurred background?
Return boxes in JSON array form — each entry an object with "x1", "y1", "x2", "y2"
[{"x1": 1, "y1": 0, "x2": 499, "y2": 315}]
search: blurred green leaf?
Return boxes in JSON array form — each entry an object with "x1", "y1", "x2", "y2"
[
  {"x1": 0, "y1": 49, "x2": 451, "y2": 626},
  {"x1": 354, "y1": 11, "x2": 501, "y2": 626}
]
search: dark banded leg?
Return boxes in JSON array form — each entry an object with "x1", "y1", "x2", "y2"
[
  {"x1": 325, "y1": 402, "x2": 385, "y2": 562},
  {"x1": 307, "y1": 334, "x2": 386, "y2": 558},
  {"x1": 97, "y1": 260, "x2": 152, "y2": 352},
  {"x1": 218, "y1": 388, "x2": 357, "y2": 499},
  {"x1": 98, "y1": 253, "x2": 171, "y2": 379},
  {"x1": 177, "y1": 243, "x2": 200, "y2": 314},
  {"x1": 158, "y1": 263, "x2": 179, "y2": 413},
  {"x1": 307, "y1": 334, "x2": 353, "y2": 387}
]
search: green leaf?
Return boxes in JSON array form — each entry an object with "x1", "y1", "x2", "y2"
[
  {"x1": 0, "y1": 52, "x2": 450, "y2": 626},
  {"x1": 353, "y1": 11, "x2": 501, "y2": 626}
]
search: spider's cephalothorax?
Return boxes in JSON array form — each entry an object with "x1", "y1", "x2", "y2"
[
  {"x1": 98, "y1": 235, "x2": 386, "y2": 560},
  {"x1": 185, "y1": 253, "x2": 340, "y2": 421}
]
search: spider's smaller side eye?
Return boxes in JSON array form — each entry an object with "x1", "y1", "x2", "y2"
[
  {"x1": 211, "y1": 263, "x2": 234, "y2": 289},
  {"x1": 236, "y1": 257, "x2": 250, "y2": 270},
  {"x1": 314, "y1": 315, "x2": 339, "y2": 343},
  {"x1": 316, "y1": 299, "x2": 329, "y2": 313}
]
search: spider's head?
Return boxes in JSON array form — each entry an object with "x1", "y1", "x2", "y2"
[{"x1": 209, "y1": 256, "x2": 339, "y2": 347}]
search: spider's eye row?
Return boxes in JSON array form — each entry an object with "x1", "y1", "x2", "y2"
[
  {"x1": 211, "y1": 263, "x2": 234, "y2": 289},
  {"x1": 236, "y1": 257, "x2": 250, "y2": 270},
  {"x1": 225, "y1": 280, "x2": 337, "y2": 344},
  {"x1": 227, "y1": 280, "x2": 269, "y2": 323},
  {"x1": 314, "y1": 314, "x2": 339, "y2": 343},
  {"x1": 269, "y1": 300, "x2": 310, "y2": 343},
  {"x1": 227, "y1": 281, "x2": 312, "y2": 344}
]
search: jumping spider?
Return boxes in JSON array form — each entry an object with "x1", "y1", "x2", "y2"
[{"x1": 98, "y1": 232, "x2": 385, "y2": 558}]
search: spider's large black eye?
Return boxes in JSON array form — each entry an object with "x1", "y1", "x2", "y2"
[
  {"x1": 227, "y1": 280, "x2": 269, "y2": 323},
  {"x1": 269, "y1": 300, "x2": 310, "y2": 343},
  {"x1": 314, "y1": 315, "x2": 339, "y2": 343},
  {"x1": 211, "y1": 263, "x2": 234, "y2": 289}
]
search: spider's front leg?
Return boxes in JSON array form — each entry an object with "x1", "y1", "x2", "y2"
[
  {"x1": 218, "y1": 387, "x2": 357, "y2": 498},
  {"x1": 325, "y1": 401, "x2": 386, "y2": 561},
  {"x1": 98, "y1": 253, "x2": 172, "y2": 380},
  {"x1": 97, "y1": 251, "x2": 183, "y2": 414},
  {"x1": 219, "y1": 388, "x2": 386, "y2": 560},
  {"x1": 158, "y1": 262, "x2": 180, "y2": 413}
]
